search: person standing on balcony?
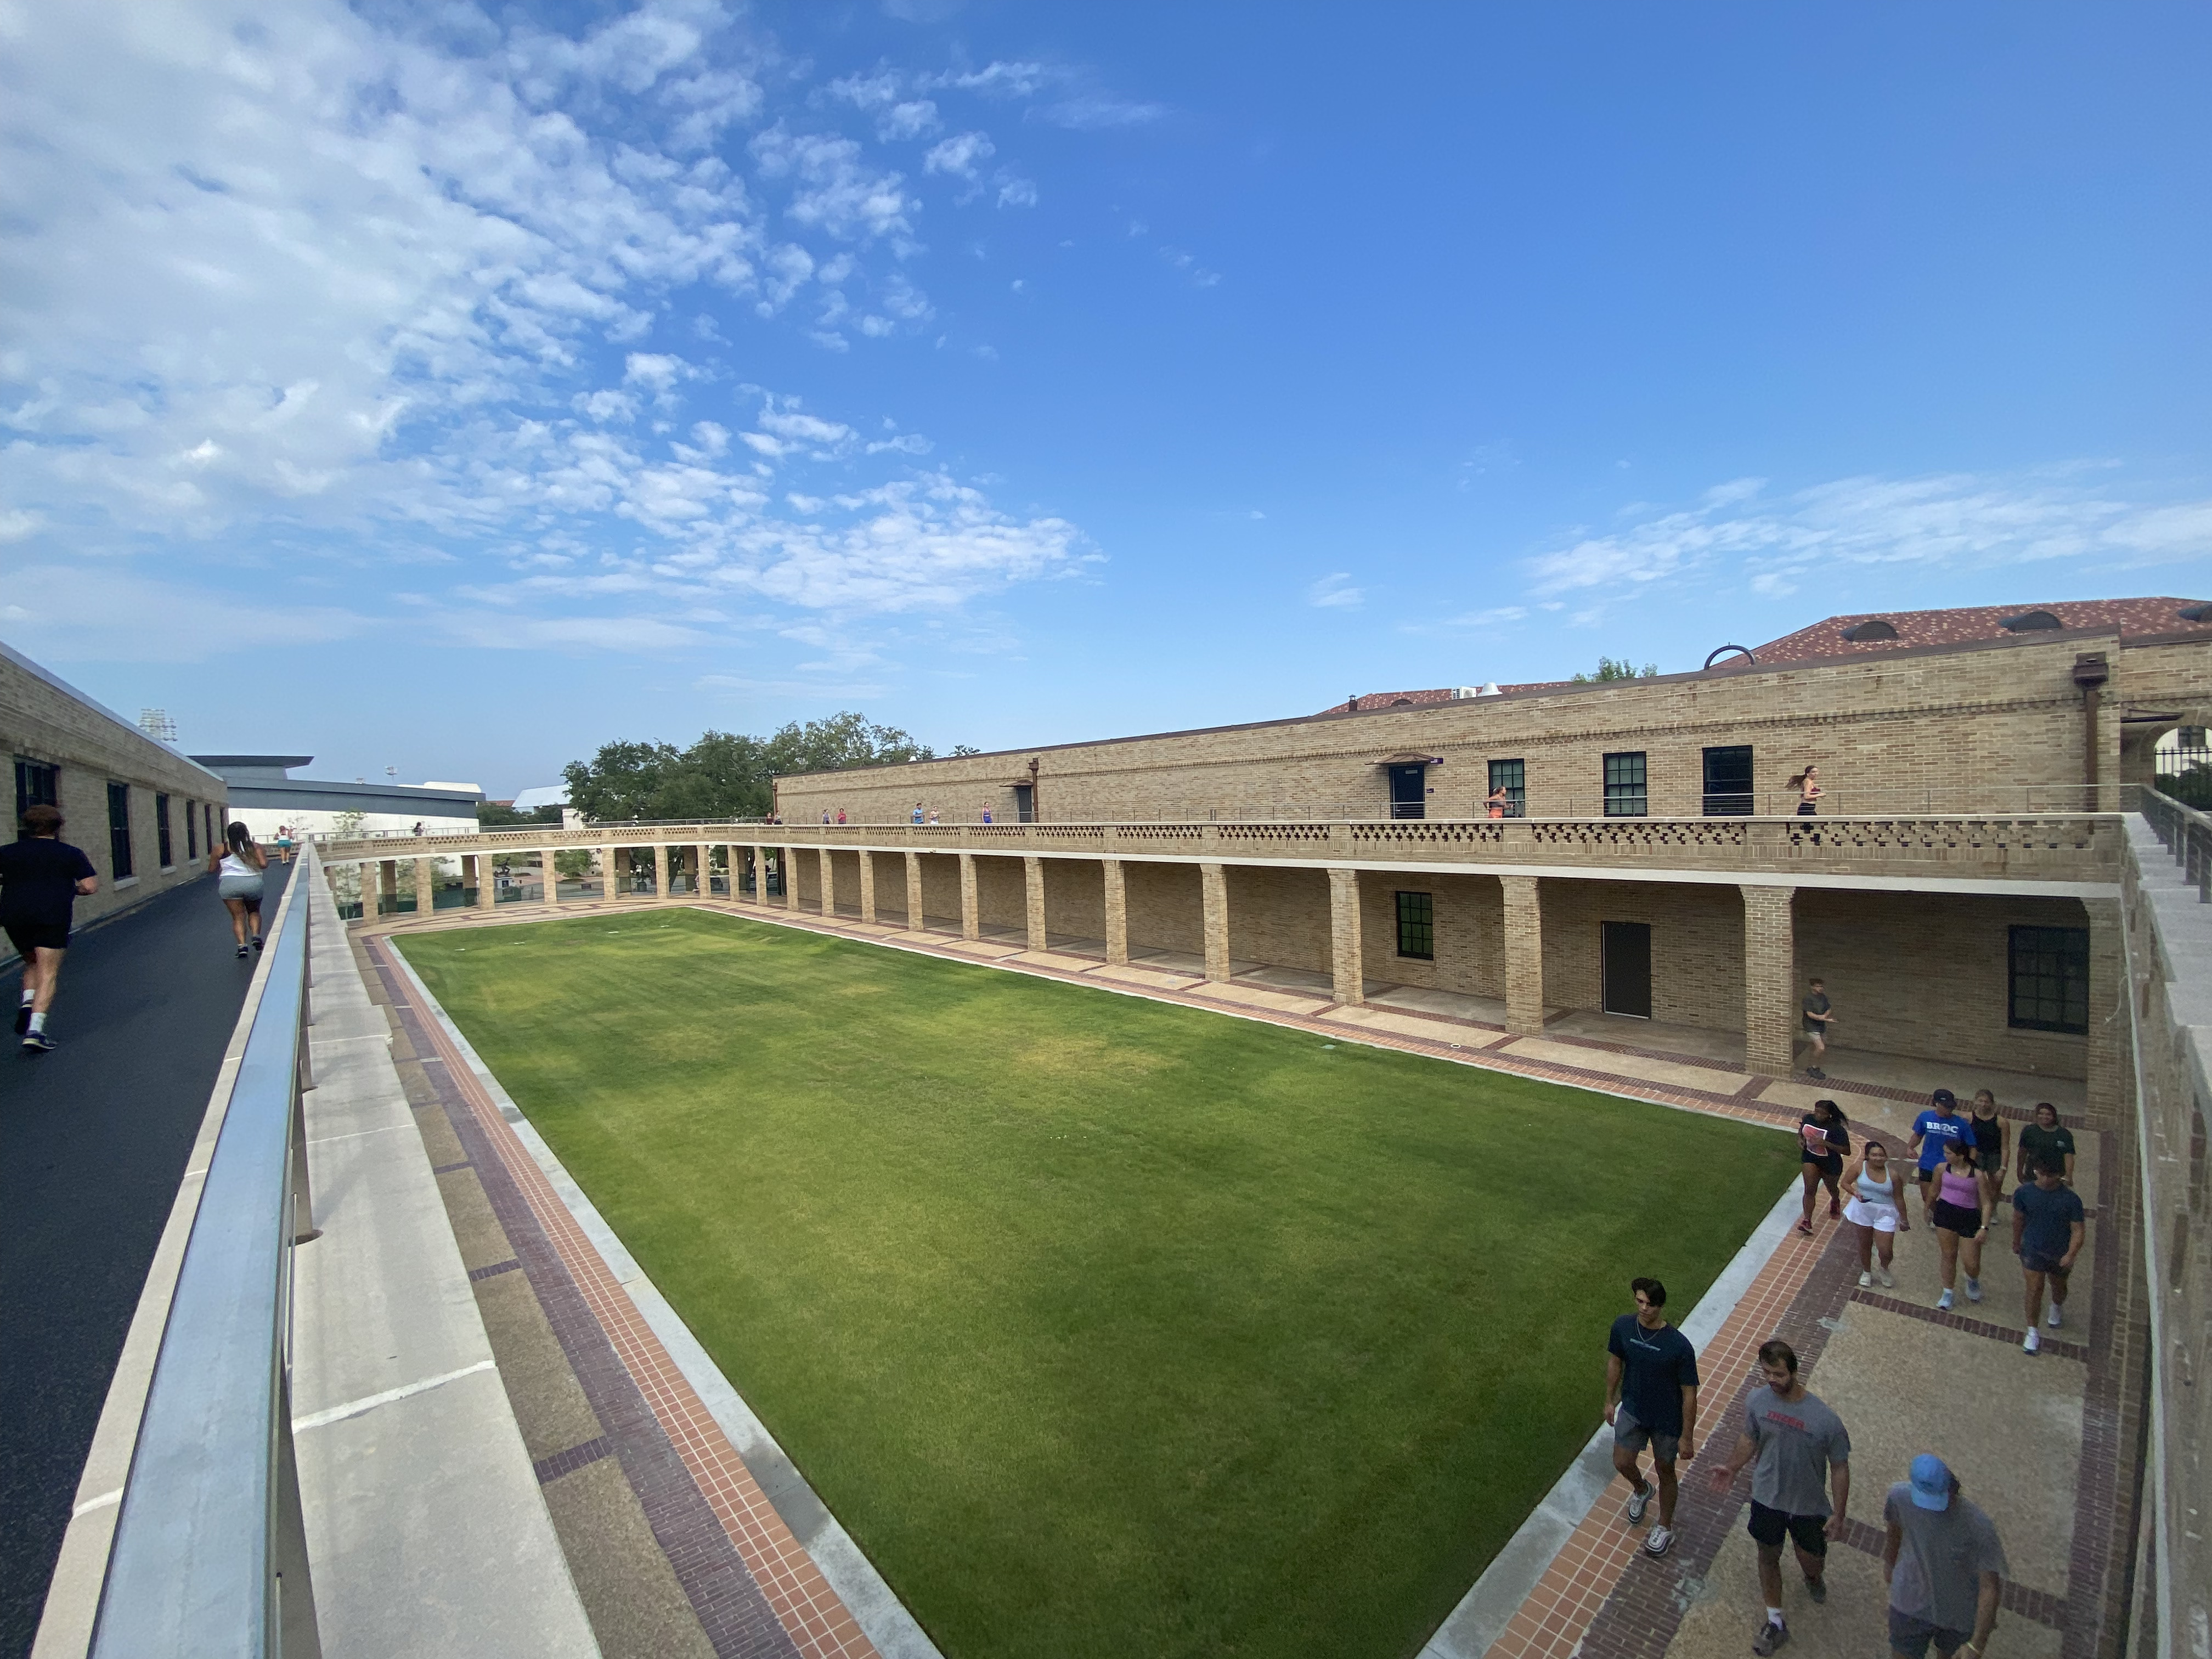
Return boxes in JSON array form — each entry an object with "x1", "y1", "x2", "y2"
[
  {"x1": 1787, "y1": 766, "x2": 1824, "y2": 815},
  {"x1": 1800, "y1": 978, "x2": 1835, "y2": 1078},
  {"x1": 1908, "y1": 1090, "x2": 1976, "y2": 1217},
  {"x1": 1843, "y1": 1139, "x2": 1910, "y2": 1288},
  {"x1": 1605, "y1": 1277, "x2": 1700, "y2": 1559},
  {"x1": 2011, "y1": 1155, "x2": 2085, "y2": 1353},
  {"x1": 3, "y1": 803, "x2": 99, "y2": 1055},
  {"x1": 2016, "y1": 1103, "x2": 2076, "y2": 1187},
  {"x1": 210, "y1": 822, "x2": 269, "y2": 958},
  {"x1": 912, "y1": 801, "x2": 925, "y2": 824},
  {"x1": 1929, "y1": 1139, "x2": 1992, "y2": 1311},
  {"x1": 1796, "y1": 1099, "x2": 1851, "y2": 1234}
]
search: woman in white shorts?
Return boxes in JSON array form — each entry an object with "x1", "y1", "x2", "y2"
[
  {"x1": 208, "y1": 822, "x2": 269, "y2": 958},
  {"x1": 1842, "y1": 1137, "x2": 1910, "y2": 1288}
]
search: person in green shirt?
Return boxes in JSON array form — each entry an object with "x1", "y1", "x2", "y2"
[{"x1": 2015, "y1": 1102, "x2": 2076, "y2": 1187}]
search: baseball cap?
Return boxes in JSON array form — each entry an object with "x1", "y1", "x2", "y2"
[
  {"x1": 1931, "y1": 1088, "x2": 1957, "y2": 1106},
  {"x1": 1909, "y1": 1453, "x2": 1954, "y2": 1511}
]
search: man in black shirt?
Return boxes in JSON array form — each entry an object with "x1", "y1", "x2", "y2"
[{"x1": 2, "y1": 803, "x2": 100, "y2": 1053}]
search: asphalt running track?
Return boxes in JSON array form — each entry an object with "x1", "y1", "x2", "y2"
[{"x1": 0, "y1": 862, "x2": 291, "y2": 1657}]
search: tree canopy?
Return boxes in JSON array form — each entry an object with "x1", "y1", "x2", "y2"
[
  {"x1": 1571, "y1": 656, "x2": 1660, "y2": 683},
  {"x1": 561, "y1": 713, "x2": 958, "y2": 821}
]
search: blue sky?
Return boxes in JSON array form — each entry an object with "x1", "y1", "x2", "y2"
[{"x1": 2, "y1": 2, "x2": 2207, "y2": 793}]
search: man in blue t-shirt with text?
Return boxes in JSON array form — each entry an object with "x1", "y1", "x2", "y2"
[
  {"x1": 1907, "y1": 1090, "x2": 1977, "y2": 1219},
  {"x1": 1606, "y1": 1275, "x2": 1701, "y2": 1558},
  {"x1": 1, "y1": 803, "x2": 100, "y2": 1054}
]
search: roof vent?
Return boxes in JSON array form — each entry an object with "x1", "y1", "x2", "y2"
[
  {"x1": 2177, "y1": 602, "x2": 2212, "y2": 624},
  {"x1": 1478, "y1": 681, "x2": 1502, "y2": 696},
  {"x1": 1839, "y1": 618, "x2": 1898, "y2": 642},
  {"x1": 2000, "y1": 609, "x2": 2065, "y2": 633}
]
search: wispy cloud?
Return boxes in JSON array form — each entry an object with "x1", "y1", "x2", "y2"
[{"x1": 1308, "y1": 572, "x2": 1363, "y2": 610}]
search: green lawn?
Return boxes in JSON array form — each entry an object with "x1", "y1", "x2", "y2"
[{"x1": 399, "y1": 911, "x2": 1797, "y2": 1659}]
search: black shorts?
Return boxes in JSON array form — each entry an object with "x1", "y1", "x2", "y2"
[
  {"x1": 4, "y1": 918, "x2": 70, "y2": 955},
  {"x1": 1932, "y1": 1199, "x2": 1984, "y2": 1235},
  {"x1": 1802, "y1": 1152, "x2": 1842, "y2": 1177},
  {"x1": 1747, "y1": 1502, "x2": 1829, "y2": 1556}
]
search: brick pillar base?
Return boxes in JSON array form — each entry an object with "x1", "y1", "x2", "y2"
[
  {"x1": 858, "y1": 850, "x2": 877, "y2": 923},
  {"x1": 601, "y1": 845, "x2": 619, "y2": 899},
  {"x1": 1103, "y1": 859, "x2": 1127, "y2": 964},
  {"x1": 1503, "y1": 874, "x2": 1544, "y2": 1036},
  {"x1": 905, "y1": 850, "x2": 924, "y2": 929},
  {"x1": 783, "y1": 847, "x2": 801, "y2": 911},
  {"x1": 1023, "y1": 856, "x2": 1047, "y2": 952},
  {"x1": 1741, "y1": 883, "x2": 1798, "y2": 1077},
  {"x1": 472, "y1": 854, "x2": 495, "y2": 911},
  {"x1": 1201, "y1": 862, "x2": 1230, "y2": 982},
  {"x1": 695, "y1": 841, "x2": 710, "y2": 898},
  {"x1": 818, "y1": 847, "x2": 836, "y2": 916},
  {"x1": 413, "y1": 857, "x2": 435, "y2": 917},
  {"x1": 1328, "y1": 867, "x2": 1363, "y2": 1005},
  {"x1": 958, "y1": 853, "x2": 980, "y2": 940}
]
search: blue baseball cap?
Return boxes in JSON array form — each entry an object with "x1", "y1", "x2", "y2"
[{"x1": 1909, "y1": 1454, "x2": 1954, "y2": 1511}]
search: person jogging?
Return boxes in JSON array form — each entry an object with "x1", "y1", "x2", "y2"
[
  {"x1": 2, "y1": 803, "x2": 99, "y2": 1054},
  {"x1": 210, "y1": 821, "x2": 269, "y2": 958},
  {"x1": 1787, "y1": 765, "x2": 1824, "y2": 815},
  {"x1": 1796, "y1": 1099, "x2": 1850, "y2": 1234},
  {"x1": 1929, "y1": 1139, "x2": 1992, "y2": 1311},
  {"x1": 2012, "y1": 1154, "x2": 2086, "y2": 1353},
  {"x1": 1907, "y1": 1090, "x2": 1977, "y2": 1218},
  {"x1": 1883, "y1": 1455, "x2": 2005, "y2": 1659},
  {"x1": 1709, "y1": 1339, "x2": 1852, "y2": 1655},
  {"x1": 1799, "y1": 979, "x2": 1834, "y2": 1079},
  {"x1": 273, "y1": 824, "x2": 296, "y2": 865},
  {"x1": 2016, "y1": 1103, "x2": 2076, "y2": 1187},
  {"x1": 1844, "y1": 1139, "x2": 1911, "y2": 1288},
  {"x1": 1605, "y1": 1277, "x2": 1700, "y2": 1558}
]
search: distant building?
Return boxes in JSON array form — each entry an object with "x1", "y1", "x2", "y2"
[{"x1": 189, "y1": 755, "x2": 482, "y2": 840}]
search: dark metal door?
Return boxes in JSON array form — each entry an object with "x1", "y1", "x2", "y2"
[
  {"x1": 1601, "y1": 921, "x2": 1652, "y2": 1018},
  {"x1": 1013, "y1": 785, "x2": 1035, "y2": 822},
  {"x1": 1702, "y1": 745, "x2": 1754, "y2": 816},
  {"x1": 1388, "y1": 765, "x2": 1427, "y2": 820}
]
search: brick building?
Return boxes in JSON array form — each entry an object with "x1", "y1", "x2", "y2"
[{"x1": 3, "y1": 639, "x2": 227, "y2": 927}]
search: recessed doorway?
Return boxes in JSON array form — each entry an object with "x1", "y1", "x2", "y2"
[{"x1": 1601, "y1": 921, "x2": 1652, "y2": 1018}]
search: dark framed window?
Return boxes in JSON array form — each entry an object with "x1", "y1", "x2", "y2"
[
  {"x1": 1395, "y1": 890, "x2": 1434, "y2": 960},
  {"x1": 1603, "y1": 752, "x2": 1648, "y2": 817},
  {"x1": 204, "y1": 803, "x2": 216, "y2": 856},
  {"x1": 2008, "y1": 926, "x2": 2089, "y2": 1034},
  {"x1": 1701, "y1": 745, "x2": 1753, "y2": 816},
  {"x1": 155, "y1": 794, "x2": 173, "y2": 867},
  {"x1": 107, "y1": 782, "x2": 133, "y2": 878},
  {"x1": 15, "y1": 758, "x2": 59, "y2": 831},
  {"x1": 186, "y1": 800, "x2": 198, "y2": 861},
  {"x1": 1488, "y1": 758, "x2": 1526, "y2": 817}
]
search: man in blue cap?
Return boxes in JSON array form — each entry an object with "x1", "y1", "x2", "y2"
[{"x1": 1883, "y1": 1454, "x2": 2006, "y2": 1659}]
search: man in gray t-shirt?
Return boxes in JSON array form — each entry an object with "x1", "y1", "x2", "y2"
[
  {"x1": 1711, "y1": 1341, "x2": 1852, "y2": 1655},
  {"x1": 1883, "y1": 1455, "x2": 2006, "y2": 1659}
]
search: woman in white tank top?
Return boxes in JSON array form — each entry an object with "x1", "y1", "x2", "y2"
[
  {"x1": 1841, "y1": 1139, "x2": 1910, "y2": 1289},
  {"x1": 207, "y1": 822, "x2": 269, "y2": 958}
]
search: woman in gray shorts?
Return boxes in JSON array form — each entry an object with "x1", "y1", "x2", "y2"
[{"x1": 209, "y1": 822, "x2": 269, "y2": 958}]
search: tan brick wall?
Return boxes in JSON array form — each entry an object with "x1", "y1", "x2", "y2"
[
  {"x1": 916, "y1": 851, "x2": 963, "y2": 927},
  {"x1": 1123, "y1": 861, "x2": 1204, "y2": 956},
  {"x1": 1040, "y1": 857, "x2": 1108, "y2": 941},
  {"x1": 1222, "y1": 864, "x2": 1331, "y2": 975},
  {"x1": 1538, "y1": 879, "x2": 1747, "y2": 1031},
  {"x1": 2, "y1": 650, "x2": 228, "y2": 928},
  {"x1": 1358, "y1": 872, "x2": 1505, "y2": 1000},
  {"x1": 972, "y1": 853, "x2": 1026, "y2": 933},
  {"x1": 775, "y1": 630, "x2": 2194, "y2": 825}
]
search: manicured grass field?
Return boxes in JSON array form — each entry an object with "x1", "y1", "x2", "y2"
[{"x1": 399, "y1": 911, "x2": 1797, "y2": 1659}]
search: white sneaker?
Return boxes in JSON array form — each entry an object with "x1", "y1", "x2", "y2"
[
  {"x1": 1857, "y1": 1270, "x2": 1872, "y2": 1288},
  {"x1": 1965, "y1": 1277, "x2": 1982, "y2": 1304},
  {"x1": 1644, "y1": 1524, "x2": 1675, "y2": 1557},
  {"x1": 2023, "y1": 1328, "x2": 2041, "y2": 1355},
  {"x1": 1877, "y1": 1266, "x2": 1894, "y2": 1288},
  {"x1": 2047, "y1": 1305, "x2": 2063, "y2": 1329},
  {"x1": 1937, "y1": 1289, "x2": 1954, "y2": 1311},
  {"x1": 1627, "y1": 1480, "x2": 1653, "y2": 1524}
]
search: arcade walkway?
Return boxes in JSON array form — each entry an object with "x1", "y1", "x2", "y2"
[{"x1": 0, "y1": 864, "x2": 290, "y2": 1657}]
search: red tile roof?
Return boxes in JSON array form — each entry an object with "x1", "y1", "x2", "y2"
[
  {"x1": 1317, "y1": 682, "x2": 1568, "y2": 716},
  {"x1": 1747, "y1": 596, "x2": 2209, "y2": 664}
]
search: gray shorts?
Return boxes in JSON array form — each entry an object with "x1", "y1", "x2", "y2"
[
  {"x1": 1614, "y1": 1408, "x2": 1680, "y2": 1464},
  {"x1": 218, "y1": 872, "x2": 265, "y2": 904},
  {"x1": 1888, "y1": 1608, "x2": 1973, "y2": 1659}
]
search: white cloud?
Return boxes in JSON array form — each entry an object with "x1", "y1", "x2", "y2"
[
  {"x1": 750, "y1": 127, "x2": 917, "y2": 245},
  {"x1": 878, "y1": 101, "x2": 940, "y2": 142},
  {"x1": 1042, "y1": 93, "x2": 1164, "y2": 130},
  {"x1": 996, "y1": 175, "x2": 1040, "y2": 210},
  {"x1": 0, "y1": 564, "x2": 362, "y2": 662},
  {"x1": 1160, "y1": 247, "x2": 1222, "y2": 287},
  {"x1": 924, "y1": 132, "x2": 996, "y2": 179},
  {"x1": 1308, "y1": 573, "x2": 1363, "y2": 609}
]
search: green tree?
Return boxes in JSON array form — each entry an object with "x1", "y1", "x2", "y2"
[
  {"x1": 1571, "y1": 656, "x2": 1660, "y2": 684},
  {"x1": 562, "y1": 714, "x2": 945, "y2": 822},
  {"x1": 477, "y1": 801, "x2": 565, "y2": 828}
]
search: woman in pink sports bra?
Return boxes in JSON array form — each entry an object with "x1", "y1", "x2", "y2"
[{"x1": 1928, "y1": 1139, "x2": 1991, "y2": 1313}]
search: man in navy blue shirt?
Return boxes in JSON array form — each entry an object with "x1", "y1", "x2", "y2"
[
  {"x1": 1606, "y1": 1276, "x2": 1701, "y2": 1557},
  {"x1": 2, "y1": 803, "x2": 100, "y2": 1054},
  {"x1": 2011, "y1": 1155, "x2": 2086, "y2": 1354}
]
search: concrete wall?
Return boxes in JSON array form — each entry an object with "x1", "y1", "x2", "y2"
[{"x1": 2, "y1": 645, "x2": 227, "y2": 929}]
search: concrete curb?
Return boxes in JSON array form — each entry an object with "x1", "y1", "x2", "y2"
[{"x1": 385, "y1": 943, "x2": 945, "y2": 1659}]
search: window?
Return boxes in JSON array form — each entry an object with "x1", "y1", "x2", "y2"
[
  {"x1": 2008, "y1": 926, "x2": 2089, "y2": 1034},
  {"x1": 1701, "y1": 746, "x2": 1753, "y2": 816},
  {"x1": 1602, "y1": 752, "x2": 1647, "y2": 817},
  {"x1": 186, "y1": 800, "x2": 198, "y2": 861},
  {"x1": 204, "y1": 803, "x2": 216, "y2": 857},
  {"x1": 155, "y1": 794, "x2": 173, "y2": 866},
  {"x1": 108, "y1": 782, "x2": 133, "y2": 878},
  {"x1": 1487, "y1": 758, "x2": 1525, "y2": 817},
  {"x1": 14, "y1": 758, "x2": 59, "y2": 831},
  {"x1": 1395, "y1": 890, "x2": 1434, "y2": 960}
]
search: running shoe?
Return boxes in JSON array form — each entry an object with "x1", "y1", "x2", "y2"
[
  {"x1": 1627, "y1": 1480, "x2": 1654, "y2": 1524},
  {"x1": 1965, "y1": 1277, "x2": 1982, "y2": 1303},
  {"x1": 21, "y1": 1029, "x2": 55, "y2": 1054},
  {"x1": 1857, "y1": 1271, "x2": 1872, "y2": 1289},
  {"x1": 1753, "y1": 1618, "x2": 1790, "y2": 1655},
  {"x1": 1643, "y1": 1525, "x2": 1674, "y2": 1557},
  {"x1": 1829, "y1": 1194, "x2": 1841, "y2": 1220},
  {"x1": 2023, "y1": 1328, "x2": 2040, "y2": 1355},
  {"x1": 236, "y1": 944, "x2": 249, "y2": 959},
  {"x1": 2047, "y1": 1306, "x2": 2063, "y2": 1329},
  {"x1": 1804, "y1": 1577, "x2": 1826, "y2": 1605},
  {"x1": 1877, "y1": 1267, "x2": 1894, "y2": 1288},
  {"x1": 251, "y1": 934, "x2": 264, "y2": 952},
  {"x1": 1937, "y1": 1289, "x2": 1955, "y2": 1311},
  {"x1": 1796, "y1": 1219, "x2": 1814, "y2": 1237},
  {"x1": 14, "y1": 1002, "x2": 30, "y2": 1035},
  {"x1": 1804, "y1": 1068, "x2": 1826, "y2": 1080}
]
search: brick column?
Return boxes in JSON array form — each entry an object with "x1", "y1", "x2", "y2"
[
  {"x1": 857, "y1": 850, "x2": 877, "y2": 923},
  {"x1": 1201, "y1": 862, "x2": 1230, "y2": 982},
  {"x1": 652, "y1": 842, "x2": 669, "y2": 899},
  {"x1": 1502, "y1": 874, "x2": 1545, "y2": 1036},
  {"x1": 905, "y1": 851, "x2": 924, "y2": 930},
  {"x1": 783, "y1": 847, "x2": 801, "y2": 912},
  {"x1": 473, "y1": 854, "x2": 495, "y2": 911},
  {"x1": 413, "y1": 856, "x2": 435, "y2": 917},
  {"x1": 543, "y1": 849, "x2": 562, "y2": 905},
  {"x1": 818, "y1": 847, "x2": 836, "y2": 917},
  {"x1": 376, "y1": 860, "x2": 396, "y2": 917},
  {"x1": 958, "y1": 853, "x2": 980, "y2": 940},
  {"x1": 744, "y1": 845, "x2": 761, "y2": 903},
  {"x1": 1023, "y1": 856, "x2": 1048, "y2": 952},
  {"x1": 1102, "y1": 859, "x2": 1128, "y2": 965},
  {"x1": 1741, "y1": 883, "x2": 1798, "y2": 1077},
  {"x1": 2085, "y1": 898, "x2": 2124, "y2": 1127},
  {"x1": 602, "y1": 845, "x2": 620, "y2": 899},
  {"x1": 1328, "y1": 867, "x2": 1364, "y2": 1006}
]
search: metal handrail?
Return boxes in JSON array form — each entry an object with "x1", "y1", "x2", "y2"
[
  {"x1": 90, "y1": 851, "x2": 321, "y2": 1656},
  {"x1": 2137, "y1": 783, "x2": 2212, "y2": 902}
]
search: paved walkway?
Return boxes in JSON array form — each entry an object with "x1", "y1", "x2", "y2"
[
  {"x1": 0, "y1": 865, "x2": 289, "y2": 1657},
  {"x1": 360, "y1": 889, "x2": 2125, "y2": 1659}
]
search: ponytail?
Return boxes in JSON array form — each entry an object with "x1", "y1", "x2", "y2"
[{"x1": 226, "y1": 822, "x2": 252, "y2": 857}]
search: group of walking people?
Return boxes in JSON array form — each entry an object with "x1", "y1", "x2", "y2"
[
  {"x1": 1793, "y1": 1086, "x2": 2086, "y2": 1355},
  {"x1": 1606, "y1": 1277, "x2": 2007, "y2": 1658}
]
